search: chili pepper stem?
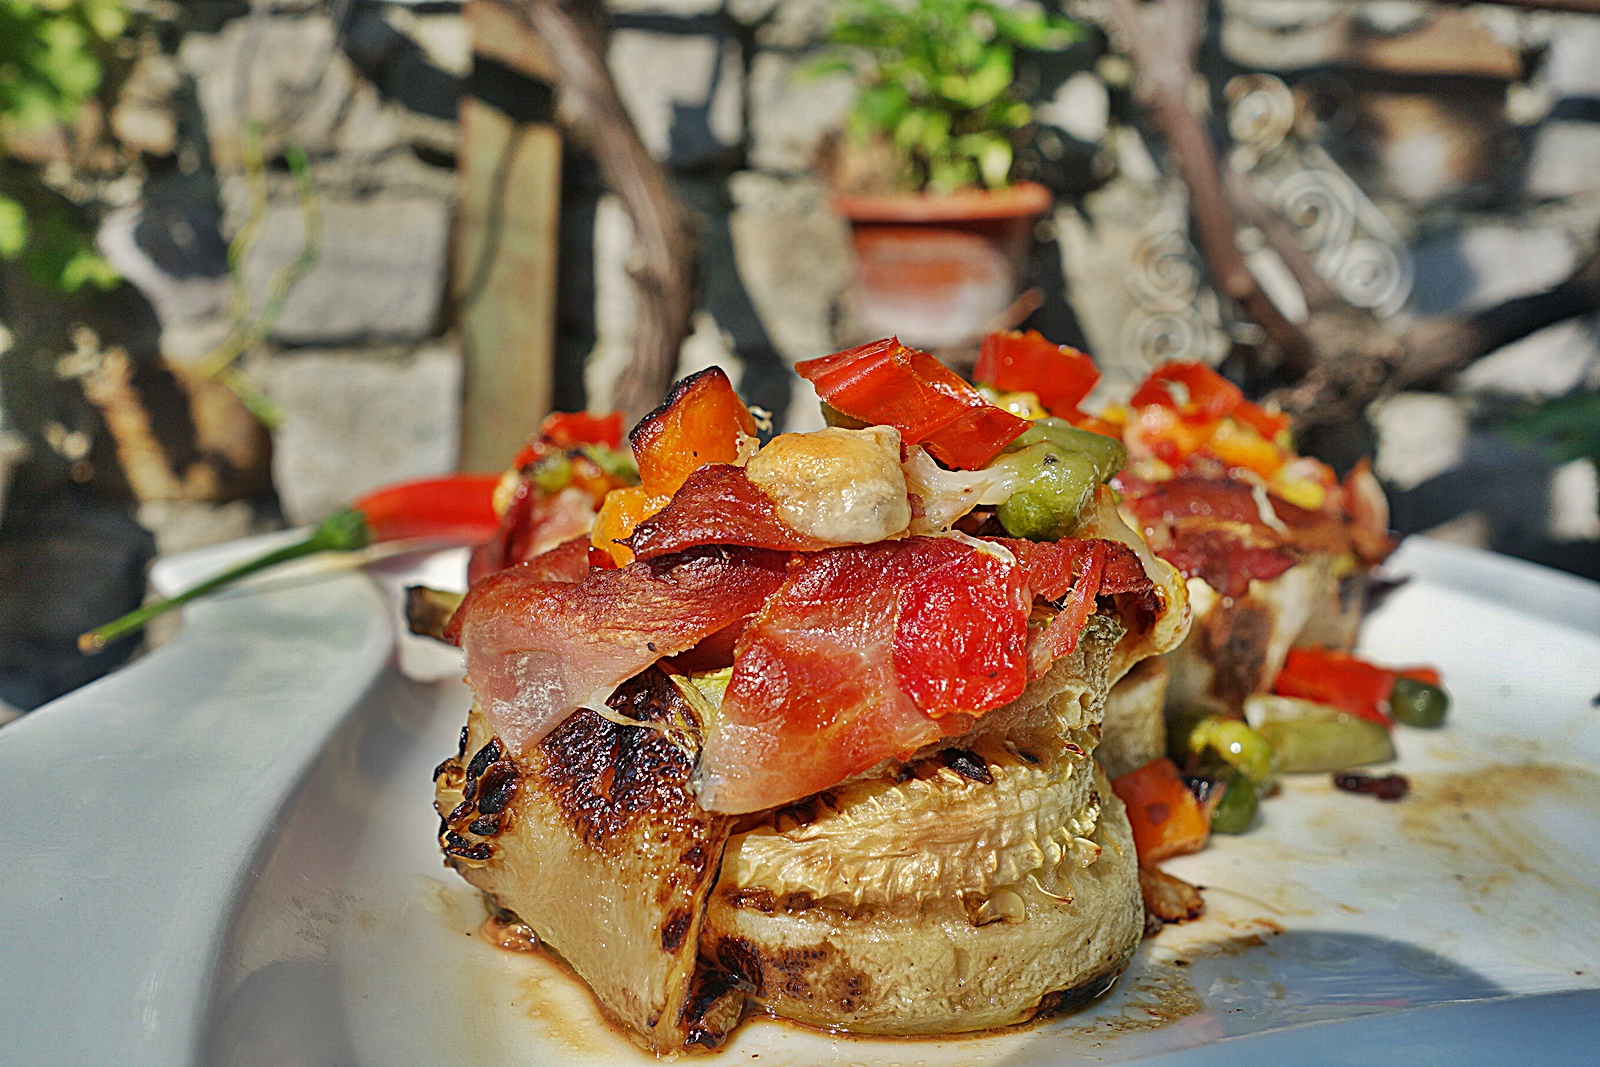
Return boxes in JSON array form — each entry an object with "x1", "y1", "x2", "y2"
[{"x1": 78, "y1": 508, "x2": 371, "y2": 655}]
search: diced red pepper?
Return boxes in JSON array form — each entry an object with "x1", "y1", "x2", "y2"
[
  {"x1": 1111, "y1": 757, "x2": 1213, "y2": 863},
  {"x1": 630, "y1": 367, "x2": 758, "y2": 497},
  {"x1": 1131, "y1": 361, "x2": 1243, "y2": 422},
  {"x1": 796, "y1": 337, "x2": 1029, "y2": 470},
  {"x1": 512, "y1": 410, "x2": 627, "y2": 469},
  {"x1": 352, "y1": 474, "x2": 503, "y2": 543},
  {"x1": 974, "y1": 330, "x2": 1101, "y2": 417},
  {"x1": 1273, "y1": 647, "x2": 1396, "y2": 726},
  {"x1": 1231, "y1": 400, "x2": 1291, "y2": 442}
]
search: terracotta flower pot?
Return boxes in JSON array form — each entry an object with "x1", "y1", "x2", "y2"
[{"x1": 833, "y1": 181, "x2": 1053, "y2": 350}]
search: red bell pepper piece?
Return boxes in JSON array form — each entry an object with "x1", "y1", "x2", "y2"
[
  {"x1": 1131, "y1": 361, "x2": 1289, "y2": 443},
  {"x1": 512, "y1": 410, "x2": 626, "y2": 469},
  {"x1": 974, "y1": 330, "x2": 1102, "y2": 417},
  {"x1": 630, "y1": 367, "x2": 758, "y2": 497},
  {"x1": 1111, "y1": 757, "x2": 1213, "y2": 863},
  {"x1": 1131, "y1": 361, "x2": 1244, "y2": 422},
  {"x1": 796, "y1": 337, "x2": 1030, "y2": 470},
  {"x1": 1273, "y1": 647, "x2": 1396, "y2": 726}
]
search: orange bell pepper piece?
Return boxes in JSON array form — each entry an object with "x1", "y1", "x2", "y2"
[
  {"x1": 1110, "y1": 757, "x2": 1213, "y2": 864},
  {"x1": 631, "y1": 367, "x2": 758, "y2": 497}
]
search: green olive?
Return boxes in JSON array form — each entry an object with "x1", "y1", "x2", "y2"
[
  {"x1": 1187, "y1": 717, "x2": 1275, "y2": 789},
  {"x1": 1390, "y1": 677, "x2": 1449, "y2": 728},
  {"x1": 1208, "y1": 766, "x2": 1259, "y2": 834},
  {"x1": 1007, "y1": 417, "x2": 1128, "y2": 482},
  {"x1": 1256, "y1": 715, "x2": 1395, "y2": 774},
  {"x1": 994, "y1": 443, "x2": 1099, "y2": 541}
]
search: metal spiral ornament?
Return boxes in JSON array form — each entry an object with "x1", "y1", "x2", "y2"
[{"x1": 1128, "y1": 228, "x2": 1201, "y2": 314}]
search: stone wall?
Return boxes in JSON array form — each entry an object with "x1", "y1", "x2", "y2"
[{"x1": 10, "y1": 0, "x2": 1600, "y2": 598}]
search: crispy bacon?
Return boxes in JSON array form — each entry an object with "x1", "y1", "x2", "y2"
[
  {"x1": 695, "y1": 538, "x2": 1030, "y2": 814},
  {"x1": 627, "y1": 465, "x2": 830, "y2": 561},
  {"x1": 448, "y1": 547, "x2": 790, "y2": 756}
]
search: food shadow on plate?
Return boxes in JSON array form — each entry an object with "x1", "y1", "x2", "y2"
[{"x1": 1000, "y1": 929, "x2": 1509, "y2": 1065}]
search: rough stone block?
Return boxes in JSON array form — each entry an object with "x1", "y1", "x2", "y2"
[
  {"x1": 729, "y1": 0, "x2": 835, "y2": 50},
  {"x1": 1542, "y1": 15, "x2": 1600, "y2": 97},
  {"x1": 253, "y1": 342, "x2": 463, "y2": 524},
  {"x1": 237, "y1": 190, "x2": 451, "y2": 345},
  {"x1": 727, "y1": 172, "x2": 851, "y2": 363},
  {"x1": 1410, "y1": 225, "x2": 1576, "y2": 315},
  {"x1": 1372, "y1": 392, "x2": 1469, "y2": 492},
  {"x1": 1458, "y1": 318, "x2": 1600, "y2": 399},
  {"x1": 610, "y1": 0, "x2": 723, "y2": 13},
  {"x1": 746, "y1": 50, "x2": 854, "y2": 173},
  {"x1": 1525, "y1": 122, "x2": 1600, "y2": 200},
  {"x1": 179, "y1": 14, "x2": 399, "y2": 169},
  {"x1": 608, "y1": 28, "x2": 743, "y2": 168}
]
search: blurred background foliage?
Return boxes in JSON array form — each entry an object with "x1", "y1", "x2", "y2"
[{"x1": 0, "y1": 0, "x2": 126, "y2": 292}]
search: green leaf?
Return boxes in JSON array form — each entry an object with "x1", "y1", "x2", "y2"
[
  {"x1": 59, "y1": 248, "x2": 119, "y2": 291},
  {"x1": 0, "y1": 195, "x2": 27, "y2": 258}
]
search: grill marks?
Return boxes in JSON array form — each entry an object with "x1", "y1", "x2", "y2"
[{"x1": 436, "y1": 737, "x2": 521, "y2": 866}]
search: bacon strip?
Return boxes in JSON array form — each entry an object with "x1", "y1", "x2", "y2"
[
  {"x1": 468, "y1": 482, "x2": 598, "y2": 584},
  {"x1": 627, "y1": 465, "x2": 829, "y2": 561},
  {"x1": 987, "y1": 536, "x2": 1154, "y2": 601},
  {"x1": 695, "y1": 538, "x2": 1029, "y2": 814},
  {"x1": 448, "y1": 547, "x2": 790, "y2": 756},
  {"x1": 1117, "y1": 474, "x2": 1266, "y2": 529},
  {"x1": 1161, "y1": 526, "x2": 1297, "y2": 599}
]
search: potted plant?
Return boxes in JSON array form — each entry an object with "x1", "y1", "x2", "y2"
[{"x1": 816, "y1": 0, "x2": 1079, "y2": 350}]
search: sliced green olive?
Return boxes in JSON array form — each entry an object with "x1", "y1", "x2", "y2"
[
  {"x1": 994, "y1": 442, "x2": 1099, "y2": 541},
  {"x1": 1006, "y1": 417, "x2": 1128, "y2": 483},
  {"x1": 1187, "y1": 717, "x2": 1275, "y2": 789},
  {"x1": 1390, "y1": 677, "x2": 1449, "y2": 728},
  {"x1": 1208, "y1": 766, "x2": 1259, "y2": 834},
  {"x1": 1256, "y1": 715, "x2": 1395, "y2": 774}
]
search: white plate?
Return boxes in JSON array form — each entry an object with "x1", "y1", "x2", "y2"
[{"x1": 2, "y1": 537, "x2": 1598, "y2": 1065}]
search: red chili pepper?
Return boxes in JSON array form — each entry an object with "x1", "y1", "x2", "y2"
[
  {"x1": 797, "y1": 337, "x2": 1030, "y2": 470},
  {"x1": 81, "y1": 473, "x2": 505, "y2": 653},
  {"x1": 1273, "y1": 647, "x2": 1397, "y2": 726},
  {"x1": 352, "y1": 473, "x2": 504, "y2": 543},
  {"x1": 974, "y1": 330, "x2": 1102, "y2": 417}
]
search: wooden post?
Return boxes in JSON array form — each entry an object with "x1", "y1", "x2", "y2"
[{"x1": 455, "y1": 0, "x2": 564, "y2": 471}]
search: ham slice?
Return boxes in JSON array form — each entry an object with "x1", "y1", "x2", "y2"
[
  {"x1": 449, "y1": 548, "x2": 790, "y2": 756},
  {"x1": 628, "y1": 465, "x2": 829, "y2": 561},
  {"x1": 695, "y1": 538, "x2": 1030, "y2": 815}
]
